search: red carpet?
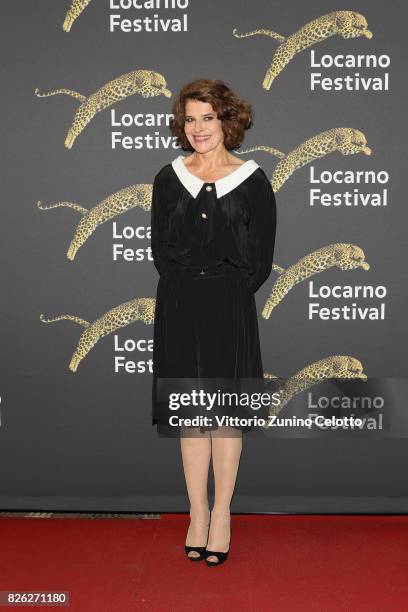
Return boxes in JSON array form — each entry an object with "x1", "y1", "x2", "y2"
[{"x1": 1, "y1": 514, "x2": 408, "y2": 611}]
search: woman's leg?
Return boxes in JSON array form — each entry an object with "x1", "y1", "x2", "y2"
[
  {"x1": 206, "y1": 426, "x2": 242, "y2": 562},
  {"x1": 180, "y1": 426, "x2": 211, "y2": 558}
]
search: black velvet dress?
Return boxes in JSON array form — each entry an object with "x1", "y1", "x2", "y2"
[{"x1": 150, "y1": 155, "x2": 277, "y2": 436}]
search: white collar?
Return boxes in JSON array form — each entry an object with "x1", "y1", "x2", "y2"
[{"x1": 171, "y1": 154, "x2": 260, "y2": 198}]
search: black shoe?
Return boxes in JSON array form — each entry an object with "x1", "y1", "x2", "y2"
[
  {"x1": 204, "y1": 548, "x2": 230, "y2": 566},
  {"x1": 205, "y1": 519, "x2": 231, "y2": 567},
  {"x1": 184, "y1": 544, "x2": 207, "y2": 562},
  {"x1": 184, "y1": 513, "x2": 210, "y2": 562}
]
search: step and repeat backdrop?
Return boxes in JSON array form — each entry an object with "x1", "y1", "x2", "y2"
[{"x1": 1, "y1": 0, "x2": 408, "y2": 512}]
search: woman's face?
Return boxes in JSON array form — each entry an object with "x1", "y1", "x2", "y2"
[{"x1": 183, "y1": 99, "x2": 224, "y2": 153}]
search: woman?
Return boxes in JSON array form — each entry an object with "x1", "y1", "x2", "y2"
[{"x1": 150, "y1": 79, "x2": 277, "y2": 566}]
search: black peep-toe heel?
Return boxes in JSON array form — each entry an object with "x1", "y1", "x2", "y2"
[
  {"x1": 184, "y1": 544, "x2": 208, "y2": 562},
  {"x1": 205, "y1": 522, "x2": 232, "y2": 567},
  {"x1": 185, "y1": 515, "x2": 210, "y2": 562}
]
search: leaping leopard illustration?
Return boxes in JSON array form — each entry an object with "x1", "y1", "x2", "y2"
[
  {"x1": 263, "y1": 244, "x2": 370, "y2": 319},
  {"x1": 40, "y1": 297, "x2": 155, "y2": 373},
  {"x1": 263, "y1": 355, "x2": 368, "y2": 420},
  {"x1": 37, "y1": 183, "x2": 153, "y2": 260},
  {"x1": 233, "y1": 10, "x2": 372, "y2": 90},
  {"x1": 237, "y1": 128, "x2": 372, "y2": 191},
  {"x1": 34, "y1": 70, "x2": 172, "y2": 148}
]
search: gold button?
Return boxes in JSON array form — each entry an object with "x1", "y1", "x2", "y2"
[
  {"x1": 201, "y1": 212, "x2": 207, "y2": 218},
  {"x1": 206, "y1": 185, "x2": 212, "y2": 191}
]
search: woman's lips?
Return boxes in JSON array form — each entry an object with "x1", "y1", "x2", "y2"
[{"x1": 194, "y1": 136, "x2": 211, "y2": 142}]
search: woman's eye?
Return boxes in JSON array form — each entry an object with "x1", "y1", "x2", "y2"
[{"x1": 185, "y1": 117, "x2": 214, "y2": 122}]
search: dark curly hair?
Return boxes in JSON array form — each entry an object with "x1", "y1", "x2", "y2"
[{"x1": 169, "y1": 78, "x2": 254, "y2": 151}]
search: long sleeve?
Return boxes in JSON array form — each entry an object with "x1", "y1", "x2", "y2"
[
  {"x1": 150, "y1": 174, "x2": 164, "y2": 276},
  {"x1": 246, "y1": 179, "x2": 277, "y2": 293}
]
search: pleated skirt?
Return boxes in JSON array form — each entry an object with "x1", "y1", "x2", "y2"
[{"x1": 151, "y1": 261, "x2": 267, "y2": 435}]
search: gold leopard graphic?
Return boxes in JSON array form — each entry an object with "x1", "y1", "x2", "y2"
[
  {"x1": 34, "y1": 70, "x2": 172, "y2": 148},
  {"x1": 237, "y1": 128, "x2": 372, "y2": 191},
  {"x1": 37, "y1": 183, "x2": 153, "y2": 260},
  {"x1": 232, "y1": 10, "x2": 373, "y2": 90},
  {"x1": 40, "y1": 298, "x2": 156, "y2": 373},
  {"x1": 263, "y1": 244, "x2": 370, "y2": 319},
  {"x1": 264, "y1": 355, "x2": 368, "y2": 419},
  {"x1": 63, "y1": 0, "x2": 92, "y2": 31}
]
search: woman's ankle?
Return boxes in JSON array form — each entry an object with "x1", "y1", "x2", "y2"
[
  {"x1": 210, "y1": 507, "x2": 230, "y2": 518},
  {"x1": 189, "y1": 504, "x2": 210, "y2": 517}
]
